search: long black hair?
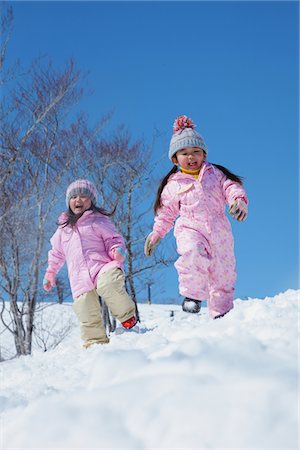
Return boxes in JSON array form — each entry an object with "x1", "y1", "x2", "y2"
[
  {"x1": 58, "y1": 203, "x2": 114, "y2": 228},
  {"x1": 154, "y1": 162, "x2": 244, "y2": 214}
]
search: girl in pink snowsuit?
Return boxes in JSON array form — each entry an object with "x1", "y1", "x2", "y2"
[
  {"x1": 43, "y1": 179, "x2": 137, "y2": 348},
  {"x1": 144, "y1": 116, "x2": 248, "y2": 318}
]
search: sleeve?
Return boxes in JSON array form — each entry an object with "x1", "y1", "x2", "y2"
[
  {"x1": 153, "y1": 182, "x2": 180, "y2": 239},
  {"x1": 218, "y1": 171, "x2": 248, "y2": 206},
  {"x1": 96, "y1": 216, "x2": 126, "y2": 259},
  {"x1": 47, "y1": 228, "x2": 66, "y2": 275}
]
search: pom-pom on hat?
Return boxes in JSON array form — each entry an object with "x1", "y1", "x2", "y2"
[
  {"x1": 168, "y1": 115, "x2": 207, "y2": 160},
  {"x1": 66, "y1": 179, "x2": 98, "y2": 207}
]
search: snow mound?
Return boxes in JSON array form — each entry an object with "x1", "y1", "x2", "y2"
[{"x1": 1, "y1": 290, "x2": 298, "y2": 449}]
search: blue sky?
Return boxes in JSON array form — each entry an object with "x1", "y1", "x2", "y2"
[{"x1": 5, "y1": 1, "x2": 299, "y2": 302}]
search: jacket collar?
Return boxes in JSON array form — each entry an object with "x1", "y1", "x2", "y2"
[
  {"x1": 170, "y1": 161, "x2": 213, "y2": 182},
  {"x1": 58, "y1": 209, "x2": 95, "y2": 226}
]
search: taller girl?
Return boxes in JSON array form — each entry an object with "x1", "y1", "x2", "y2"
[{"x1": 144, "y1": 115, "x2": 248, "y2": 318}]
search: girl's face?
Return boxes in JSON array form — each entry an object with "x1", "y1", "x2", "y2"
[
  {"x1": 69, "y1": 195, "x2": 92, "y2": 215},
  {"x1": 172, "y1": 147, "x2": 206, "y2": 171}
]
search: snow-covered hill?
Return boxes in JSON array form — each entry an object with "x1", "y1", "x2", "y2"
[{"x1": 1, "y1": 290, "x2": 298, "y2": 449}]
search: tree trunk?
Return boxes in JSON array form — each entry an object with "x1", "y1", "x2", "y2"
[{"x1": 125, "y1": 185, "x2": 140, "y2": 322}]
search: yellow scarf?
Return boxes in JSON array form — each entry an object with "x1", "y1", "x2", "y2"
[{"x1": 180, "y1": 167, "x2": 200, "y2": 179}]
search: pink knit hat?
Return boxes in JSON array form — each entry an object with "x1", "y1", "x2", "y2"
[
  {"x1": 169, "y1": 115, "x2": 207, "y2": 160},
  {"x1": 66, "y1": 179, "x2": 98, "y2": 207}
]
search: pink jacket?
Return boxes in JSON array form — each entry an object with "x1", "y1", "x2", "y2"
[
  {"x1": 153, "y1": 161, "x2": 248, "y2": 240},
  {"x1": 47, "y1": 210, "x2": 125, "y2": 298}
]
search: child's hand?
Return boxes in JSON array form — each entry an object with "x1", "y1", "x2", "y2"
[
  {"x1": 144, "y1": 232, "x2": 161, "y2": 256},
  {"x1": 111, "y1": 247, "x2": 126, "y2": 263},
  {"x1": 229, "y1": 199, "x2": 248, "y2": 222},
  {"x1": 43, "y1": 271, "x2": 56, "y2": 292}
]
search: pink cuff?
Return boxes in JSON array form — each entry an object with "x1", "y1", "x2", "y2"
[{"x1": 150, "y1": 231, "x2": 162, "y2": 244}]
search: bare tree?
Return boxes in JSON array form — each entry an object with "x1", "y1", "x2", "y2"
[
  {"x1": 91, "y1": 129, "x2": 176, "y2": 315},
  {"x1": 0, "y1": 3, "x2": 18, "y2": 86},
  {"x1": 0, "y1": 55, "x2": 88, "y2": 356},
  {"x1": 0, "y1": 5, "x2": 176, "y2": 358},
  {"x1": 33, "y1": 304, "x2": 76, "y2": 352}
]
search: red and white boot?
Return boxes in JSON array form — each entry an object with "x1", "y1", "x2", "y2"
[{"x1": 121, "y1": 316, "x2": 137, "y2": 329}]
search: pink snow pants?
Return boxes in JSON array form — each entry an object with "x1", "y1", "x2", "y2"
[{"x1": 174, "y1": 218, "x2": 236, "y2": 318}]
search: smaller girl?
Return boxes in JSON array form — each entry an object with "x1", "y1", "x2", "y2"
[
  {"x1": 144, "y1": 115, "x2": 248, "y2": 319},
  {"x1": 43, "y1": 179, "x2": 137, "y2": 348}
]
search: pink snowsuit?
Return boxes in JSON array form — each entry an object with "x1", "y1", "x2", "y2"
[{"x1": 152, "y1": 161, "x2": 248, "y2": 318}]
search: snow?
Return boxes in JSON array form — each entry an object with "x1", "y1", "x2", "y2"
[{"x1": 1, "y1": 290, "x2": 299, "y2": 449}]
